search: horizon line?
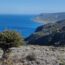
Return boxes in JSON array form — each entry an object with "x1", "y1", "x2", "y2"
[{"x1": 0, "y1": 11, "x2": 65, "y2": 15}]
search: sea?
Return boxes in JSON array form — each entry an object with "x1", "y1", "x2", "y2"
[{"x1": 0, "y1": 15, "x2": 42, "y2": 38}]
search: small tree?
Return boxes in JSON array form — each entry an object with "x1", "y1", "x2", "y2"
[{"x1": 0, "y1": 30, "x2": 25, "y2": 57}]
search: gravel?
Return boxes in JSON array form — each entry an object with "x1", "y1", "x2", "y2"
[{"x1": 0, "y1": 45, "x2": 65, "y2": 65}]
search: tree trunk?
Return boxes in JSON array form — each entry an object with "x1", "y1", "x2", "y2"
[{"x1": 1, "y1": 49, "x2": 11, "y2": 65}]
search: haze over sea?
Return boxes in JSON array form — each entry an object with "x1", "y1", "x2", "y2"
[{"x1": 0, "y1": 15, "x2": 42, "y2": 38}]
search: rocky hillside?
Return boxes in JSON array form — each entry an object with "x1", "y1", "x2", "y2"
[
  {"x1": 0, "y1": 45, "x2": 65, "y2": 65},
  {"x1": 26, "y1": 20, "x2": 65, "y2": 46},
  {"x1": 34, "y1": 12, "x2": 65, "y2": 23}
]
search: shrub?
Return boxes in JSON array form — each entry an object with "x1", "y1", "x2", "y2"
[
  {"x1": 0, "y1": 30, "x2": 25, "y2": 55},
  {"x1": 26, "y1": 53, "x2": 36, "y2": 61}
]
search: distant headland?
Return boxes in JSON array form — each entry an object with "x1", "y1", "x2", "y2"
[{"x1": 33, "y1": 12, "x2": 65, "y2": 23}]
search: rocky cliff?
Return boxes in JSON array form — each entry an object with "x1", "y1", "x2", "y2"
[{"x1": 26, "y1": 20, "x2": 65, "y2": 46}]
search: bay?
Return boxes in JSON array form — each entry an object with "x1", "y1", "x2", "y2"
[{"x1": 0, "y1": 15, "x2": 42, "y2": 38}]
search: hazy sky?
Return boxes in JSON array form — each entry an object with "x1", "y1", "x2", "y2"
[{"x1": 0, "y1": 0, "x2": 65, "y2": 14}]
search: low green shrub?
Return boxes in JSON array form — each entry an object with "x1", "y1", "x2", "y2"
[{"x1": 0, "y1": 30, "x2": 25, "y2": 56}]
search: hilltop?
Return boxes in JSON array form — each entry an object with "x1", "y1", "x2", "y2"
[{"x1": 0, "y1": 45, "x2": 65, "y2": 65}]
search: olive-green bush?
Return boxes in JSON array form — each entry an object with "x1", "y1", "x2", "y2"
[{"x1": 0, "y1": 30, "x2": 25, "y2": 53}]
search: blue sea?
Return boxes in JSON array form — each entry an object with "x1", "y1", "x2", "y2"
[{"x1": 0, "y1": 15, "x2": 42, "y2": 38}]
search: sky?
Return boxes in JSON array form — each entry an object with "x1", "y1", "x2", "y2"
[{"x1": 0, "y1": 0, "x2": 65, "y2": 14}]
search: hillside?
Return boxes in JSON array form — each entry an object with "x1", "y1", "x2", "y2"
[
  {"x1": 34, "y1": 12, "x2": 65, "y2": 23},
  {"x1": 26, "y1": 19, "x2": 65, "y2": 46},
  {"x1": 0, "y1": 45, "x2": 65, "y2": 65}
]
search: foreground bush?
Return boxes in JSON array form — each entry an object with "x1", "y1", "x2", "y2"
[{"x1": 0, "y1": 30, "x2": 25, "y2": 56}]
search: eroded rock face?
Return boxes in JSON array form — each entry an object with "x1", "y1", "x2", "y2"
[
  {"x1": 1, "y1": 45, "x2": 65, "y2": 65},
  {"x1": 26, "y1": 20, "x2": 65, "y2": 46}
]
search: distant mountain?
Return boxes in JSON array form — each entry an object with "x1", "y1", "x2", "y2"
[
  {"x1": 26, "y1": 20, "x2": 65, "y2": 46},
  {"x1": 34, "y1": 12, "x2": 65, "y2": 23}
]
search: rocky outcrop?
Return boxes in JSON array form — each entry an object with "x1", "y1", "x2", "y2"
[
  {"x1": 0, "y1": 45, "x2": 65, "y2": 65},
  {"x1": 26, "y1": 20, "x2": 65, "y2": 46}
]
